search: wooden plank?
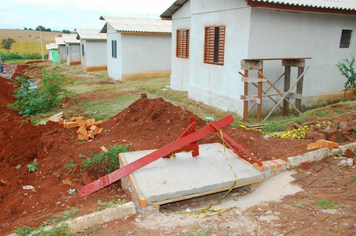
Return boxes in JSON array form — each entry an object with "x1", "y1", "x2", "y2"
[
  {"x1": 241, "y1": 60, "x2": 263, "y2": 70},
  {"x1": 283, "y1": 66, "x2": 291, "y2": 115},
  {"x1": 243, "y1": 70, "x2": 249, "y2": 122},
  {"x1": 241, "y1": 77, "x2": 267, "y2": 83},
  {"x1": 282, "y1": 59, "x2": 305, "y2": 68},
  {"x1": 240, "y1": 95, "x2": 261, "y2": 104},
  {"x1": 286, "y1": 92, "x2": 302, "y2": 100},
  {"x1": 257, "y1": 69, "x2": 263, "y2": 122},
  {"x1": 295, "y1": 67, "x2": 305, "y2": 116},
  {"x1": 262, "y1": 67, "x2": 309, "y2": 122}
]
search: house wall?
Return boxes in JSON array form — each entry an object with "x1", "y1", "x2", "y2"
[
  {"x1": 248, "y1": 8, "x2": 356, "y2": 109},
  {"x1": 170, "y1": 0, "x2": 191, "y2": 91},
  {"x1": 58, "y1": 45, "x2": 66, "y2": 62},
  {"x1": 48, "y1": 49, "x2": 53, "y2": 61},
  {"x1": 83, "y1": 40, "x2": 107, "y2": 71},
  {"x1": 106, "y1": 24, "x2": 122, "y2": 80},
  {"x1": 185, "y1": 0, "x2": 252, "y2": 115},
  {"x1": 80, "y1": 40, "x2": 86, "y2": 70},
  {"x1": 66, "y1": 44, "x2": 80, "y2": 66},
  {"x1": 120, "y1": 34, "x2": 171, "y2": 79}
]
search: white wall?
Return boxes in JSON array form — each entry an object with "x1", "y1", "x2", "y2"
[
  {"x1": 80, "y1": 40, "x2": 86, "y2": 69},
  {"x1": 66, "y1": 44, "x2": 80, "y2": 65},
  {"x1": 48, "y1": 49, "x2": 53, "y2": 61},
  {"x1": 171, "y1": 1, "x2": 191, "y2": 91},
  {"x1": 86, "y1": 40, "x2": 107, "y2": 68},
  {"x1": 187, "y1": 0, "x2": 252, "y2": 115},
  {"x1": 106, "y1": 24, "x2": 122, "y2": 80},
  {"x1": 120, "y1": 34, "x2": 171, "y2": 79},
  {"x1": 248, "y1": 8, "x2": 356, "y2": 107},
  {"x1": 58, "y1": 45, "x2": 66, "y2": 62}
]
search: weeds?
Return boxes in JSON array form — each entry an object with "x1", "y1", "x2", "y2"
[
  {"x1": 64, "y1": 161, "x2": 76, "y2": 174},
  {"x1": 336, "y1": 56, "x2": 356, "y2": 98},
  {"x1": 81, "y1": 144, "x2": 129, "y2": 174},
  {"x1": 313, "y1": 199, "x2": 340, "y2": 209},
  {"x1": 11, "y1": 67, "x2": 69, "y2": 116},
  {"x1": 27, "y1": 159, "x2": 38, "y2": 172},
  {"x1": 97, "y1": 199, "x2": 127, "y2": 211}
]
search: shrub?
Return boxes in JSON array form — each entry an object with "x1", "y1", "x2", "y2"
[
  {"x1": 11, "y1": 67, "x2": 68, "y2": 116},
  {"x1": 0, "y1": 52, "x2": 48, "y2": 61},
  {"x1": 336, "y1": 56, "x2": 356, "y2": 98},
  {"x1": 81, "y1": 145, "x2": 129, "y2": 174}
]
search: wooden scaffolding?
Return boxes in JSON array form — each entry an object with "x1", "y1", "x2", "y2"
[{"x1": 240, "y1": 57, "x2": 311, "y2": 122}]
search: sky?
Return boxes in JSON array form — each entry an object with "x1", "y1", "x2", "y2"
[{"x1": 0, "y1": 0, "x2": 175, "y2": 31}]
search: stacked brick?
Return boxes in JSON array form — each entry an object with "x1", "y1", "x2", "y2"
[
  {"x1": 59, "y1": 117, "x2": 103, "y2": 141},
  {"x1": 301, "y1": 120, "x2": 356, "y2": 150}
]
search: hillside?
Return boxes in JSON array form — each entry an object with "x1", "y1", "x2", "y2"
[{"x1": 0, "y1": 29, "x2": 76, "y2": 54}]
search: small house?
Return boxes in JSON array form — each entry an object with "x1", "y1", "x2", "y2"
[
  {"x1": 49, "y1": 43, "x2": 59, "y2": 62},
  {"x1": 45, "y1": 44, "x2": 53, "y2": 61},
  {"x1": 76, "y1": 29, "x2": 107, "y2": 72},
  {"x1": 100, "y1": 16, "x2": 172, "y2": 80},
  {"x1": 63, "y1": 34, "x2": 81, "y2": 66},
  {"x1": 55, "y1": 37, "x2": 66, "y2": 62},
  {"x1": 161, "y1": 0, "x2": 356, "y2": 118}
]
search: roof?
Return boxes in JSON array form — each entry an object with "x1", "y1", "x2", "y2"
[
  {"x1": 55, "y1": 37, "x2": 65, "y2": 45},
  {"x1": 160, "y1": 0, "x2": 189, "y2": 19},
  {"x1": 248, "y1": 0, "x2": 356, "y2": 11},
  {"x1": 62, "y1": 34, "x2": 80, "y2": 44},
  {"x1": 75, "y1": 29, "x2": 107, "y2": 40},
  {"x1": 160, "y1": 0, "x2": 356, "y2": 18},
  {"x1": 45, "y1": 44, "x2": 51, "y2": 50},
  {"x1": 99, "y1": 16, "x2": 172, "y2": 34},
  {"x1": 49, "y1": 43, "x2": 58, "y2": 49}
]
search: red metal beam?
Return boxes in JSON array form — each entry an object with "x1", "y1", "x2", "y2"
[{"x1": 78, "y1": 115, "x2": 234, "y2": 197}]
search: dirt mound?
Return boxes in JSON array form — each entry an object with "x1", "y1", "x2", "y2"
[{"x1": 0, "y1": 76, "x2": 16, "y2": 108}]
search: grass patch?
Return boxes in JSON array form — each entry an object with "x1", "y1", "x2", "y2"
[{"x1": 313, "y1": 199, "x2": 340, "y2": 209}]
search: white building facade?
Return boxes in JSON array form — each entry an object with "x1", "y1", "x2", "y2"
[
  {"x1": 162, "y1": 0, "x2": 356, "y2": 116},
  {"x1": 100, "y1": 16, "x2": 172, "y2": 81}
]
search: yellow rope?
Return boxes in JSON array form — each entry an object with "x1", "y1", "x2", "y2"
[{"x1": 177, "y1": 129, "x2": 238, "y2": 218}]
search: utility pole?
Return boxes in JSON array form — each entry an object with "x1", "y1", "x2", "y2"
[{"x1": 40, "y1": 28, "x2": 44, "y2": 61}]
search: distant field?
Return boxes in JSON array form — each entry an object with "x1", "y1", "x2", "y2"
[{"x1": 0, "y1": 29, "x2": 76, "y2": 54}]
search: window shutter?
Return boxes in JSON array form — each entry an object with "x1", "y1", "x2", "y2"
[
  {"x1": 217, "y1": 26, "x2": 225, "y2": 65},
  {"x1": 176, "y1": 29, "x2": 189, "y2": 58},
  {"x1": 204, "y1": 27, "x2": 215, "y2": 63}
]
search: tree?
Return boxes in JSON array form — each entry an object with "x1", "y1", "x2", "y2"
[
  {"x1": 46, "y1": 28, "x2": 52, "y2": 32},
  {"x1": 28, "y1": 28, "x2": 33, "y2": 31},
  {"x1": 62, "y1": 29, "x2": 70, "y2": 34},
  {"x1": 35, "y1": 25, "x2": 46, "y2": 31},
  {"x1": 24, "y1": 27, "x2": 27, "y2": 30},
  {"x1": 1, "y1": 38, "x2": 16, "y2": 53}
]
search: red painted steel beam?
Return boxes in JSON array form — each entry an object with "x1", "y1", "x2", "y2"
[{"x1": 78, "y1": 115, "x2": 234, "y2": 197}]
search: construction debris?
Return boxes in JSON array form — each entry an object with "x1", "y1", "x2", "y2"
[
  {"x1": 59, "y1": 117, "x2": 103, "y2": 141},
  {"x1": 307, "y1": 139, "x2": 339, "y2": 150}
]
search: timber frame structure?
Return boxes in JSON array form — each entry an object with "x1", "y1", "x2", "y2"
[{"x1": 240, "y1": 57, "x2": 311, "y2": 122}]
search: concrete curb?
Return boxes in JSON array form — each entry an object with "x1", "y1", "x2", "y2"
[
  {"x1": 8, "y1": 202, "x2": 136, "y2": 235},
  {"x1": 287, "y1": 142, "x2": 356, "y2": 168}
]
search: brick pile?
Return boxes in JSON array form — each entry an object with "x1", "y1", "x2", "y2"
[
  {"x1": 301, "y1": 120, "x2": 356, "y2": 150},
  {"x1": 59, "y1": 117, "x2": 103, "y2": 141}
]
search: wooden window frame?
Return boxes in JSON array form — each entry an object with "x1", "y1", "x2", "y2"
[
  {"x1": 204, "y1": 25, "x2": 225, "y2": 65},
  {"x1": 112, "y1": 40, "x2": 117, "y2": 58},
  {"x1": 340, "y1": 29, "x2": 352, "y2": 48},
  {"x1": 176, "y1": 29, "x2": 189, "y2": 58}
]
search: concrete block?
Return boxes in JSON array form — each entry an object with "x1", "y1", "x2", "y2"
[{"x1": 288, "y1": 148, "x2": 330, "y2": 168}]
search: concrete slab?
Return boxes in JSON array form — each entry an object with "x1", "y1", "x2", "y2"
[{"x1": 120, "y1": 143, "x2": 263, "y2": 208}]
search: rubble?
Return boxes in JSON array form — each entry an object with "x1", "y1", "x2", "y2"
[{"x1": 59, "y1": 117, "x2": 103, "y2": 141}]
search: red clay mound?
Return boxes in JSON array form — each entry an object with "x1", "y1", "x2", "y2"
[{"x1": 0, "y1": 76, "x2": 16, "y2": 108}]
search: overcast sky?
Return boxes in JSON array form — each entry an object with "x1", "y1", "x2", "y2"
[{"x1": 0, "y1": 0, "x2": 175, "y2": 31}]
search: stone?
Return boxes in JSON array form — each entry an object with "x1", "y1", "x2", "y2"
[
  {"x1": 344, "y1": 149, "x2": 355, "y2": 158},
  {"x1": 330, "y1": 132, "x2": 344, "y2": 143},
  {"x1": 313, "y1": 132, "x2": 326, "y2": 141},
  {"x1": 346, "y1": 158, "x2": 354, "y2": 166}
]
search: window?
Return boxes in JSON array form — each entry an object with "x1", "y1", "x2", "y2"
[
  {"x1": 66, "y1": 46, "x2": 69, "y2": 55},
  {"x1": 340, "y1": 30, "x2": 352, "y2": 48},
  {"x1": 112, "y1": 40, "x2": 117, "y2": 58},
  {"x1": 82, "y1": 44, "x2": 85, "y2": 56},
  {"x1": 204, "y1": 26, "x2": 225, "y2": 65},
  {"x1": 176, "y1": 29, "x2": 189, "y2": 58}
]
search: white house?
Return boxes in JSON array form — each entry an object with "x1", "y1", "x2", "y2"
[
  {"x1": 63, "y1": 34, "x2": 81, "y2": 66},
  {"x1": 100, "y1": 16, "x2": 172, "y2": 80},
  {"x1": 55, "y1": 37, "x2": 66, "y2": 62},
  {"x1": 161, "y1": 0, "x2": 356, "y2": 118},
  {"x1": 76, "y1": 29, "x2": 107, "y2": 72},
  {"x1": 45, "y1": 44, "x2": 53, "y2": 61}
]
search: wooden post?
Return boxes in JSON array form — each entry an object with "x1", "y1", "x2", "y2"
[
  {"x1": 295, "y1": 66, "x2": 304, "y2": 116},
  {"x1": 283, "y1": 66, "x2": 291, "y2": 115},
  {"x1": 257, "y1": 68, "x2": 263, "y2": 122},
  {"x1": 243, "y1": 70, "x2": 249, "y2": 122}
]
